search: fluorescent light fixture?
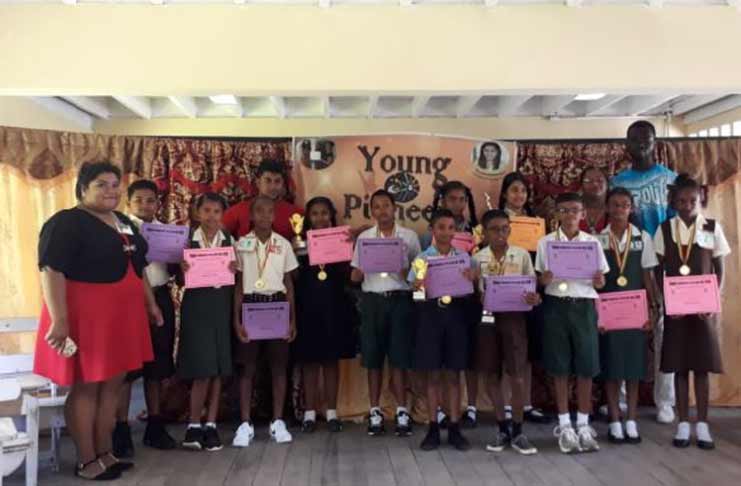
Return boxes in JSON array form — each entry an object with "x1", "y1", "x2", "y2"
[
  {"x1": 62, "y1": 0, "x2": 77, "y2": 4},
  {"x1": 575, "y1": 93, "x2": 606, "y2": 101},
  {"x1": 234, "y1": 0, "x2": 246, "y2": 4},
  {"x1": 150, "y1": 0, "x2": 165, "y2": 5},
  {"x1": 209, "y1": 95, "x2": 239, "y2": 105}
]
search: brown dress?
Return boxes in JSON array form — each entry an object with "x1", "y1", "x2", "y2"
[{"x1": 659, "y1": 219, "x2": 723, "y2": 374}]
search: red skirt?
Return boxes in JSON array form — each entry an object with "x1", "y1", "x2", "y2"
[{"x1": 34, "y1": 263, "x2": 154, "y2": 386}]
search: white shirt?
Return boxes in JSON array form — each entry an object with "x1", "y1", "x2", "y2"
[
  {"x1": 535, "y1": 228, "x2": 610, "y2": 299},
  {"x1": 129, "y1": 214, "x2": 171, "y2": 287},
  {"x1": 473, "y1": 245, "x2": 534, "y2": 293},
  {"x1": 653, "y1": 214, "x2": 731, "y2": 259},
  {"x1": 236, "y1": 231, "x2": 298, "y2": 295},
  {"x1": 597, "y1": 224, "x2": 659, "y2": 270},
  {"x1": 351, "y1": 224, "x2": 421, "y2": 293},
  {"x1": 192, "y1": 226, "x2": 227, "y2": 249}
]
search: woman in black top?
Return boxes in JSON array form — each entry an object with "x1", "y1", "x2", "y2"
[{"x1": 33, "y1": 162, "x2": 163, "y2": 480}]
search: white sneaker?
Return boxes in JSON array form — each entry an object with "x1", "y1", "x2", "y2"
[
  {"x1": 270, "y1": 419, "x2": 293, "y2": 444},
  {"x1": 232, "y1": 421, "x2": 255, "y2": 448},
  {"x1": 577, "y1": 425, "x2": 600, "y2": 453},
  {"x1": 554, "y1": 425, "x2": 580, "y2": 454},
  {"x1": 657, "y1": 405, "x2": 676, "y2": 424}
]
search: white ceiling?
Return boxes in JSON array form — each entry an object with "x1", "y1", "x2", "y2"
[{"x1": 0, "y1": 0, "x2": 736, "y2": 5}]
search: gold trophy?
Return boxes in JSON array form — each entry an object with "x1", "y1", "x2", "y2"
[
  {"x1": 471, "y1": 224, "x2": 484, "y2": 255},
  {"x1": 289, "y1": 213, "x2": 307, "y2": 253},
  {"x1": 412, "y1": 258, "x2": 429, "y2": 302}
]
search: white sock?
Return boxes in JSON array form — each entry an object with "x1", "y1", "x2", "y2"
[
  {"x1": 205, "y1": 422, "x2": 216, "y2": 429},
  {"x1": 576, "y1": 412, "x2": 590, "y2": 427},
  {"x1": 326, "y1": 409, "x2": 338, "y2": 421},
  {"x1": 625, "y1": 420, "x2": 639, "y2": 438},
  {"x1": 304, "y1": 410, "x2": 316, "y2": 422},
  {"x1": 396, "y1": 406, "x2": 408, "y2": 415},
  {"x1": 370, "y1": 406, "x2": 381, "y2": 414},
  {"x1": 675, "y1": 421, "x2": 691, "y2": 440},
  {"x1": 523, "y1": 405, "x2": 533, "y2": 412},
  {"x1": 558, "y1": 413, "x2": 571, "y2": 427},
  {"x1": 467, "y1": 405, "x2": 477, "y2": 412},
  {"x1": 696, "y1": 422, "x2": 713, "y2": 442},
  {"x1": 188, "y1": 423, "x2": 201, "y2": 429},
  {"x1": 609, "y1": 421, "x2": 624, "y2": 438}
]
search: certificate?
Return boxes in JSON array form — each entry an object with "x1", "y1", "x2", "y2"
[
  {"x1": 358, "y1": 238, "x2": 405, "y2": 274},
  {"x1": 546, "y1": 240, "x2": 601, "y2": 280},
  {"x1": 664, "y1": 274, "x2": 721, "y2": 316},
  {"x1": 508, "y1": 216, "x2": 545, "y2": 252},
  {"x1": 483, "y1": 275, "x2": 536, "y2": 312},
  {"x1": 242, "y1": 302, "x2": 290, "y2": 341},
  {"x1": 597, "y1": 290, "x2": 648, "y2": 331},
  {"x1": 425, "y1": 254, "x2": 474, "y2": 299},
  {"x1": 183, "y1": 247, "x2": 235, "y2": 289},
  {"x1": 451, "y1": 232, "x2": 475, "y2": 253},
  {"x1": 141, "y1": 223, "x2": 189, "y2": 263},
  {"x1": 307, "y1": 225, "x2": 353, "y2": 266}
]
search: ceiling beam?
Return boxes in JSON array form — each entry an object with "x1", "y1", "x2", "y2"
[
  {"x1": 270, "y1": 96, "x2": 286, "y2": 119},
  {"x1": 669, "y1": 95, "x2": 727, "y2": 115},
  {"x1": 456, "y1": 96, "x2": 482, "y2": 118},
  {"x1": 31, "y1": 97, "x2": 94, "y2": 130},
  {"x1": 580, "y1": 95, "x2": 626, "y2": 116},
  {"x1": 495, "y1": 95, "x2": 532, "y2": 116},
  {"x1": 318, "y1": 0, "x2": 331, "y2": 8},
  {"x1": 367, "y1": 96, "x2": 378, "y2": 119},
  {"x1": 484, "y1": 0, "x2": 499, "y2": 7},
  {"x1": 683, "y1": 95, "x2": 741, "y2": 124},
  {"x1": 647, "y1": 0, "x2": 664, "y2": 8},
  {"x1": 168, "y1": 96, "x2": 198, "y2": 118},
  {"x1": 626, "y1": 94, "x2": 680, "y2": 115},
  {"x1": 113, "y1": 96, "x2": 152, "y2": 119},
  {"x1": 322, "y1": 96, "x2": 331, "y2": 118},
  {"x1": 540, "y1": 95, "x2": 575, "y2": 116},
  {"x1": 411, "y1": 96, "x2": 431, "y2": 118},
  {"x1": 61, "y1": 96, "x2": 111, "y2": 119},
  {"x1": 565, "y1": 0, "x2": 584, "y2": 7}
]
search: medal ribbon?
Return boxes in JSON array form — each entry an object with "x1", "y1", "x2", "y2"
[
  {"x1": 609, "y1": 225, "x2": 632, "y2": 280},
  {"x1": 675, "y1": 218, "x2": 696, "y2": 269}
]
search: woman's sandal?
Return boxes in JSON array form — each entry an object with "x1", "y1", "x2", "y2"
[
  {"x1": 99, "y1": 451, "x2": 134, "y2": 473},
  {"x1": 74, "y1": 458, "x2": 121, "y2": 481}
]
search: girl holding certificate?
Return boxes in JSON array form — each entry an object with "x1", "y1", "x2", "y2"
[
  {"x1": 654, "y1": 174, "x2": 731, "y2": 450},
  {"x1": 178, "y1": 193, "x2": 237, "y2": 452},
  {"x1": 293, "y1": 197, "x2": 357, "y2": 433},
  {"x1": 598, "y1": 187, "x2": 661, "y2": 444}
]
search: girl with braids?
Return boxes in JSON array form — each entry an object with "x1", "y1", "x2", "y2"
[{"x1": 653, "y1": 174, "x2": 730, "y2": 450}]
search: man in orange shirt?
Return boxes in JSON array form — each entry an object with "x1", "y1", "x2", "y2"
[{"x1": 223, "y1": 160, "x2": 304, "y2": 240}]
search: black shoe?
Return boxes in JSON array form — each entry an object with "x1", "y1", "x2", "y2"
[
  {"x1": 112, "y1": 421, "x2": 134, "y2": 458},
  {"x1": 460, "y1": 408, "x2": 477, "y2": 429},
  {"x1": 74, "y1": 459, "x2": 122, "y2": 481},
  {"x1": 202, "y1": 426, "x2": 223, "y2": 452},
  {"x1": 447, "y1": 423, "x2": 471, "y2": 451},
  {"x1": 420, "y1": 424, "x2": 441, "y2": 451},
  {"x1": 697, "y1": 439, "x2": 715, "y2": 450},
  {"x1": 143, "y1": 416, "x2": 177, "y2": 450},
  {"x1": 367, "y1": 409, "x2": 385, "y2": 436},
  {"x1": 302, "y1": 420, "x2": 317, "y2": 433},
  {"x1": 182, "y1": 427, "x2": 204, "y2": 450},
  {"x1": 395, "y1": 411, "x2": 413, "y2": 437},
  {"x1": 328, "y1": 418, "x2": 343, "y2": 433},
  {"x1": 608, "y1": 431, "x2": 626, "y2": 444},
  {"x1": 673, "y1": 438, "x2": 691, "y2": 448},
  {"x1": 625, "y1": 435, "x2": 642, "y2": 445},
  {"x1": 524, "y1": 408, "x2": 551, "y2": 424}
]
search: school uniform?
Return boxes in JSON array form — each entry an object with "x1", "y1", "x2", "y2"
[
  {"x1": 534, "y1": 229, "x2": 610, "y2": 378},
  {"x1": 351, "y1": 225, "x2": 421, "y2": 370},
  {"x1": 596, "y1": 224, "x2": 658, "y2": 381},
  {"x1": 234, "y1": 231, "x2": 299, "y2": 366},
  {"x1": 33, "y1": 208, "x2": 153, "y2": 386},
  {"x1": 407, "y1": 246, "x2": 472, "y2": 371},
  {"x1": 127, "y1": 215, "x2": 177, "y2": 381},
  {"x1": 177, "y1": 228, "x2": 234, "y2": 380},
  {"x1": 472, "y1": 245, "x2": 534, "y2": 377},
  {"x1": 654, "y1": 215, "x2": 731, "y2": 373}
]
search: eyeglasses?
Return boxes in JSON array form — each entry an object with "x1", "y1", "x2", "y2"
[{"x1": 556, "y1": 208, "x2": 582, "y2": 215}]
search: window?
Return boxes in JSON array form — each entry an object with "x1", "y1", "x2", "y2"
[
  {"x1": 721, "y1": 124, "x2": 732, "y2": 136},
  {"x1": 709, "y1": 127, "x2": 720, "y2": 137},
  {"x1": 733, "y1": 121, "x2": 741, "y2": 136},
  {"x1": 688, "y1": 133, "x2": 697, "y2": 138},
  {"x1": 699, "y1": 130, "x2": 708, "y2": 137}
]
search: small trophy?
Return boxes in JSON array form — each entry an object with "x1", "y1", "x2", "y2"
[
  {"x1": 412, "y1": 258, "x2": 428, "y2": 302},
  {"x1": 62, "y1": 336, "x2": 78, "y2": 358},
  {"x1": 289, "y1": 213, "x2": 307, "y2": 254},
  {"x1": 471, "y1": 224, "x2": 484, "y2": 255}
]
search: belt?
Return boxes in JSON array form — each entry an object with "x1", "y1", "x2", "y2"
[
  {"x1": 547, "y1": 294, "x2": 591, "y2": 303},
  {"x1": 370, "y1": 290, "x2": 411, "y2": 298},
  {"x1": 243, "y1": 292, "x2": 287, "y2": 303}
]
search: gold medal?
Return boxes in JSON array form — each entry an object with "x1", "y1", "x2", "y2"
[
  {"x1": 609, "y1": 225, "x2": 632, "y2": 290},
  {"x1": 617, "y1": 275, "x2": 628, "y2": 287},
  {"x1": 558, "y1": 282, "x2": 568, "y2": 292},
  {"x1": 675, "y1": 218, "x2": 696, "y2": 278},
  {"x1": 254, "y1": 278, "x2": 266, "y2": 290},
  {"x1": 441, "y1": 295, "x2": 452, "y2": 305},
  {"x1": 679, "y1": 264, "x2": 691, "y2": 276},
  {"x1": 318, "y1": 270, "x2": 327, "y2": 281}
]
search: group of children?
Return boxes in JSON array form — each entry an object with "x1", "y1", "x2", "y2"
[{"x1": 115, "y1": 166, "x2": 729, "y2": 458}]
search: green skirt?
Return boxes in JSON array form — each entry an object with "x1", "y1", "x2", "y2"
[
  {"x1": 177, "y1": 286, "x2": 234, "y2": 380},
  {"x1": 599, "y1": 329, "x2": 646, "y2": 381}
]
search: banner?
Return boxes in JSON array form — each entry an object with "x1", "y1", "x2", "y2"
[{"x1": 292, "y1": 134, "x2": 517, "y2": 233}]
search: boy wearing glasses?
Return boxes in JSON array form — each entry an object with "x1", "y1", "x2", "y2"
[{"x1": 535, "y1": 193, "x2": 610, "y2": 454}]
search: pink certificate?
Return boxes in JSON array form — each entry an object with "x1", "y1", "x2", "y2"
[
  {"x1": 307, "y1": 225, "x2": 353, "y2": 266},
  {"x1": 597, "y1": 290, "x2": 648, "y2": 331},
  {"x1": 451, "y1": 232, "x2": 475, "y2": 253},
  {"x1": 664, "y1": 274, "x2": 721, "y2": 316},
  {"x1": 183, "y1": 247, "x2": 235, "y2": 289}
]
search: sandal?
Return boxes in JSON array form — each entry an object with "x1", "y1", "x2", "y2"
[
  {"x1": 74, "y1": 458, "x2": 121, "y2": 481},
  {"x1": 99, "y1": 451, "x2": 134, "y2": 473}
]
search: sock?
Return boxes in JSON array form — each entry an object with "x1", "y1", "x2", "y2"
[
  {"x1": 609, "y1": 421, "x2": 624, "y2": 438},
  {"x1": 675, "y1": 421, "x2": 691, "y2": 440},
  {"x1": 396, "y1": 406, "x2": 408, "y2": 415},
  {"x1": 523, "y1": 405, "x2": 533, "y2": 412},
  {"x1": 370, "y1": 406, "x2": 381, "y2": 415},
  {"x1": 512, "y1": 422, "x2": 523, "y2": 438},
  {"x1": 467, "y1": 405, "x2": 477, "y2": 412},
  {"x1": 436, "y1": 407, "x2": 447, "y2": 422},
  {"x1": 695, "y1": 422, "x2": 713, "y2": 442},
  {"x1": 498, "y1": 420, "x2": 510, "y2": 434},
  {"x1": 187, "y1": 423, "x2": 201, "y2": 429},
  {"x1": 625, "y1": 420, "x2": 639, "y2": 438},
  {"x1": 205, "y1": 422, "x2": 216, "y2": 429},
  {"x1": 304, "y1": 410, "x2": 316, "y2": 422},
  {"x1": 576, "y1": 412, "x2": 590, "y2": 427},
  {"x1": 558, "y1": 413, "x2": 571, "y2": 428},
  {"x1": 326, "y1": 409, "x2": 338, "y2": 421}
]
